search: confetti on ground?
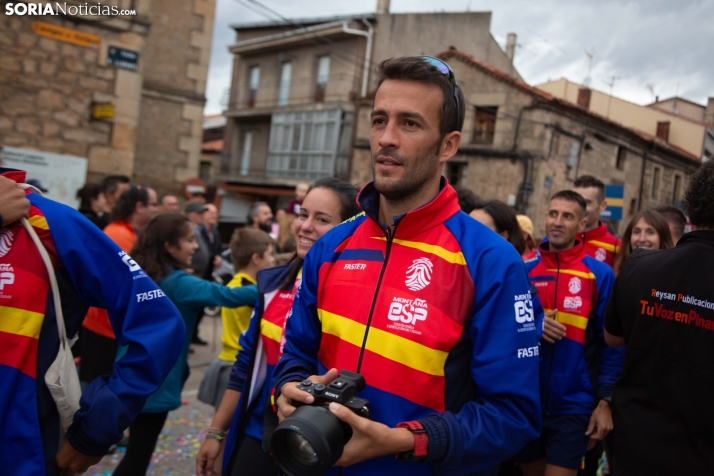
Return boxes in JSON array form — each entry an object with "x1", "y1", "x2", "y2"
[{"x1": 88, "y1": 398, "x2": 214, "y2": 476}]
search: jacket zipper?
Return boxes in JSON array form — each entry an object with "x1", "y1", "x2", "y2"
[
  {"x1": 356, "y1": 225, "x2": 395, "y2": 373},
  {"x1": 545, "y1": 251, "x2": 560, "y2": 415}
]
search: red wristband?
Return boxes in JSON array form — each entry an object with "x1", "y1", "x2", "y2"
[{"x1": 396, "y1": 421, "x2": 428, "y2": 459}]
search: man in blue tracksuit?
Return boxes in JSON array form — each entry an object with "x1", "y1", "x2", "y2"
[
  {"x1": 0, "y1": 168, "x2": 185, "y2": 476},
  {"x1": 271, "y1": 56, "x2": 541, "y2": 475}
]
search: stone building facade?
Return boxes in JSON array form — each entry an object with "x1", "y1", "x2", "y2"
[
  {"x1": 350, "y1": 48, "x2": 702, "y2": 238},
  {"x1": 0, "y1": 0, "x2": 215, "y2": 195},
  {"x1": 217, "y1": 10, "x2": 517, "y2": 222}
]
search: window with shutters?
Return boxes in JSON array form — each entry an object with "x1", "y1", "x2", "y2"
[{"x1": 472, "y1": 106, "x2": 497, "y2": 145}]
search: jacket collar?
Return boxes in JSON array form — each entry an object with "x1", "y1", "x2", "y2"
[
  {"x1": 677, "y1": 229, "x2": 714, "y2": 246},
  {"x1": 356, "y1": 176, "x2": 461, "y2": 238},
  {"x1": 538, "y1": 239, "x2": 586, "y2": 268},
  {"x1": 580, "y1": 221, "x2": 611, "y2": 242}
]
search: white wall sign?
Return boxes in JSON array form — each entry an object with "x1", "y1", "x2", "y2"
[{"x1": 1, "y1": 146, "x2": 88, "y2": 208}]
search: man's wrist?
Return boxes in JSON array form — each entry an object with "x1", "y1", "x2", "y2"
[
  {"x1": 391, "y1": 427, "x2": 415, "y2": 453},
  {"x1": 598, "y1": 396, "x2": 612, "y2": 407}
]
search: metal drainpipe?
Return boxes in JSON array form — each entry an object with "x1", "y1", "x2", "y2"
[{"x1": 342, "y1": 19, "x2": 374, "y2": 98}]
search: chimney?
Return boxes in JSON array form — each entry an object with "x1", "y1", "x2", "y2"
[
  {"x1": 706, "y1": 97, "x2": 714, "y2": 128},
  {"x1": 577, "y1": 87, "x2": 591, "y2": 109},
  {"x1": 656, "y1": 121, "x2": 670, "y2": 142},
  {"x1": 506, "y1": 33, "x2": 517, "y2": 62},
  {"x1": 376, "y1": 0, "x2": 390, "y2": 14}
]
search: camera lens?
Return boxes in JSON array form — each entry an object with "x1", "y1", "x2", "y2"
[
  {"x1": 287, "y1": 432, "x2": 318, "y2": 465},
  {"x1": 270, "y1": 405, "x2": 349, "y2": 476}
]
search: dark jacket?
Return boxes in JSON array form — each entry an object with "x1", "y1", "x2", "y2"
[{"x1": 605, "y1": 230, "x2": 714, "y2": 476}]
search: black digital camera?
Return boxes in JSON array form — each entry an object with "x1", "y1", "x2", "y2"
[
  {"x1": 270, "y1": 370, "x2": 370, "y2": 476},
  {"x1": 293, "y1": 370, "x2": 370, "y2": 418}
]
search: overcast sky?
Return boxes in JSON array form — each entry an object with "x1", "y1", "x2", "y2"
[{"x1": 204, "y1": 0, "x2": 713, "y2": 115}]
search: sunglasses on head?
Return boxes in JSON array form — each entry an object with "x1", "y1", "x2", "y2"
[{"x1": 420, "y1": 56, "x2": 462, "y2": 132}]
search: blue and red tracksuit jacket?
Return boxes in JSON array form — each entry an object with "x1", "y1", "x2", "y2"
[
  {"x1": 222, "y1": 262, "x2": 300, "y2": 472},
  {"x1": 527, "y1": 241, "x2": 623, "y2": 415},
  {"x1": 0, "y1": 168, "x2": 185, "y2": 476},
  {"x1": 272, "y1": 179, "x2": 542, "y2": 475},
  {"x1": 579, "y1": 222, "x2": 620, "y2": 268}
]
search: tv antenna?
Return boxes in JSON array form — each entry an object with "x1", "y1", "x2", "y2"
[
  {"x1": 582, "y1": 48, "x2": 594, "y2": 86},
  {"x1": 603, "y1": 75, "x2": 627, "y2": 118}
]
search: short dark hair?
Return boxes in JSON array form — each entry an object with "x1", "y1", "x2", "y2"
[
  {"x1": 573, "y1": 175, "x2": 605, "y2": 202},
  {"x1": 683, "y1": 160, "x2": 714, "y2": 228},
  {"x1": 76, "y1": 183, "x2": 103, "y2": 211},
  {"x1": 111, "y1": 184, "x2": 149, "y2": 222},
  {"x1": 102, "y1": 174, "x2": 130, "y2": 195},
  {"x1": 308, "y1": 177, "x2": 360, "y2": 221},
  {"x1": 653, "y1": 205, "x2": 686, "y2": 237},
  {"x1": 551, "y1": 190, "x2": 587, "y2": 216},
  {"x1": 456, "y1": 187, "x2": 481, "y2": 214},
  {"x1": 472, "y1": 200, "x2": 526, "y2": 255},
  {"x1": 375, "y1": 56, "x2": 465, "y2": 140},
  {"x1": 230, "y1": 227, "x2": 273, "y2": 269}
]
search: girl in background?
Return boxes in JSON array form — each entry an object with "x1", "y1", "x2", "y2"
[{"x1": 113, "y1": 213, "x2": 258, "y2": 476}]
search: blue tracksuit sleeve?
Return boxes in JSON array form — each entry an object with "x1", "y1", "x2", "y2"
[
  {"x1": 271, "y1": 245, "x2": 323, "y2": 397},
  {"x1": 592, "y1": 263, "x2": 623, "y2": 399},
  {"x1": 420, "y1": 247, "x2": 542, "y2": 472},
  {"x1": 32, "y1": 195, "x2": 186, "y2": 456},
  {"x1": 227, "y1": 303, "x2": 260, "y2": 393},
  {"x1": 167, "y1": 271, "x2": 258, "y2": 310}
]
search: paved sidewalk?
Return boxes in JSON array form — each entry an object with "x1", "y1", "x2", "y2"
[{"x1": 87, "y1": 314, "x2": 224, "y2": 475}]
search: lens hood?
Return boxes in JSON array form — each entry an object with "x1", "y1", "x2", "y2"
[{"x1": 270, "y1": 405, "x2": 349, "y2": 476}]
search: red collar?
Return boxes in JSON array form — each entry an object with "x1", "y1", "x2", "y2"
[
  {"x1": 581, "y1": 222, "x2": 610, "y2": 241},
  {"x1": 357, "y1": 178, "x2": 461, "y2": 238},
  {"x1": 538, "y1": 240, "x2": 587, "y2": 268}
]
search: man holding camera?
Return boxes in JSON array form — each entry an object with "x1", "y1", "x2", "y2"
[{"x1": 271, "y1": 56, "x2": 541, "y2": 475}]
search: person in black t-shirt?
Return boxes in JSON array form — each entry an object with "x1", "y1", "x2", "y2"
[{"x1": 604, "y1": 159, "x2": 714, "y2": 476}]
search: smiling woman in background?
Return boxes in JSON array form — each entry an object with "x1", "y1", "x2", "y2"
[{"x1": 613, "y1": 209, "x2": 674, "y2": 275}]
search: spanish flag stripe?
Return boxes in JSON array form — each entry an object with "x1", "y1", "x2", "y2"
[
  {"x1": 319, "y1": 309, "x2": 447, "y2": 376},
  {"x1": 0, "y1": 306, "x2": 44, "y2": 339},
  {"x1": 546, "y1": 269, "x2": 596, "y2": 279},
  {"x1": 370, "y1": 237, "x2": 466, "y2": 265},
  {"x1": 0, "y1": 331, "x2": 38, "y2": 378},
  {"x1": 556, "y1": 311, "x2": 589, "y2": 330},
  {"x1": 318, "y1": 333, "x2": 446, "y2": 411},
  {"x1": 260, "y1": 319, "x2": 283, "y2": 344},
  {"x1": 27, "y1": 215, "x2": 49, "y2": 230},
  {"x1": 589, "y1": 240, "x2": 617, "y2": 252}
]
